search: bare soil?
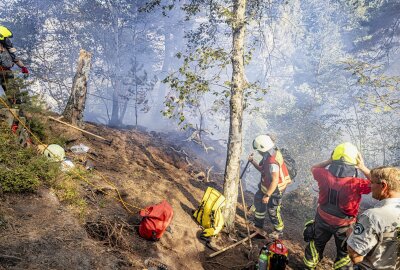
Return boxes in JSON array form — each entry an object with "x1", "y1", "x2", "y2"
[{"x1": 0, "y1": 118, "x2": 335, "y2": 269}]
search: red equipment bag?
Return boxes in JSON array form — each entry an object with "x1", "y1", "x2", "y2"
[
  {"x1": 138, "y1": 200, "x2": 173, "y2": 241},
  {"x1": 266, "y1": 239, "x2": 289, "y2": 270}
]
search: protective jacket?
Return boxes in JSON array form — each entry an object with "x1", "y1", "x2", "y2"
[
  {"x1": 0, "y1": 38, "x2": 19, "y2": 66},
  {"x1": 261, "y1": 150, "x2": 291, "y2": 194},
  {"x1": 313, "y1": 167, "x2": 370, "y2": 226},
  {"x1": 0, "y1": 26, "x2": 21, "y2": 68}
]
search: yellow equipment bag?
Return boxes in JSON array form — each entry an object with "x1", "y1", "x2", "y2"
[{"x1": 193, "y1": 187, "x2": 225, "y2": 237}]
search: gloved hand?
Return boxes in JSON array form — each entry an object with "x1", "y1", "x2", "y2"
[
  {"x1": 21, "y1": 66, "x2": 29, "y2": 78},
  {"x1": 21, "y1": 66, "x2": 29, "y2": 74},
  {"x1": 248, "y1": 153, "x2": 254, "y2": 162}
]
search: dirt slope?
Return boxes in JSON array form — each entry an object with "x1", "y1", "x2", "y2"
[{"x1": 0, "y1": 119, "x2": 334, "y2": 270}]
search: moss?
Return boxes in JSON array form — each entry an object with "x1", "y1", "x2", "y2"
[{"x1": 54, "y1": 171, "x2": 88, "y2": 221}]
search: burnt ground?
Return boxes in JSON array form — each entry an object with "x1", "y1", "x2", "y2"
[{"x1": 0, "y1": 117, "x2": 335, "y2": 269}]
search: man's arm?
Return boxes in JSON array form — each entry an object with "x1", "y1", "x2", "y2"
[
  {"x1": 346, "y1": 215, "x2": 377, "y2": 265},
  {"x1": 3, "y1": 38, "x2": 25, "y2": 67},
  {"x1": 248, "y1": 153, "x2": 262, "y2": 172},
  {"x1": 356, "y1": 154, "x2": 370, "y2": 180},
  {"x1": 310, "y1": 158, "x2": 332, "y2": 173}
]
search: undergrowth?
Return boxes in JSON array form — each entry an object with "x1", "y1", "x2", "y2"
[
  {"x1": 54, "y1": 168, "x2": 90, "y2": 220},
  {"x1": 284, "y1": 186, "x2": 317, "y2": 222},
  {"x1": 0, "y1": 93, "x2": 89, "y2": 219},
  {"x1": 0, "y1": 124, "x2": 60, "y2": 192}
]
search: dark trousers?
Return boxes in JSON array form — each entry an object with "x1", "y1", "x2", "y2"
[
  {"x1": 303, "y1": 213, "x2": 352, "y2": 269},
  {"x1": 0, "y1": 70, "x2": 14, "y2": 94},
  {"x1": 253, "y1": 188, "x2": 284, "y2": 231}
]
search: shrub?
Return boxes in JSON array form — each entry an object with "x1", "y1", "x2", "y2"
[{"x1": 0, "y1": 124, "x2": 60, "y2": 193}]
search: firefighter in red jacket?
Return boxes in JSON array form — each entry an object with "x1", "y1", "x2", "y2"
[
  {"x1": 249, "y1": 134, "x2": 291, "y2": 238},
  {"x1": 303, "y1": 142, "x2": 371, "y2": 270}
]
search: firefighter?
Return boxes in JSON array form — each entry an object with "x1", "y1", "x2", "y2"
[
  {"x1": 0, "y1": 25, "x2": 29, "y2": 104},
  {"x1": 248, "y1": 134, "x2": 291, "y2": 239},
  {"x1": 347, "y1": 166, "x2": 400, "y2": 270},
  {"x1": 303, "y1": 142, "x2": 371, "y2": 270}
]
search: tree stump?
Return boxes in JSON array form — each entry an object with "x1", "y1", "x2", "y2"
[{"x1": 63, "y1": 49, "x2": 92, "y2": 127}]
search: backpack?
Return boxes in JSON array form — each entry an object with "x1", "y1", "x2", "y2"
[
  {"x1": 280, "y1": 148, "x2": 297, "y2": 180},
  {"x1": 138, "y1": 200, "x2": 173, "y2": 241},
  {"x1": 193, "y1": 187, "x2": 225, "y2": 237}
]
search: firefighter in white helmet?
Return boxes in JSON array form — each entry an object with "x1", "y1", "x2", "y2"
[{"x1": 248, "y1": 134, "x2": 291, "y2": 238}]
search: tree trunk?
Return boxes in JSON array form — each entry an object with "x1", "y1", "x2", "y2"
[
  {"x1": 135, "y1": 79, "x2": 138, "y2": 128},
  {"x1": 108, "y1": 5, "x2": 123, "y2": 127},
  {"x1": 223, "y1": 0, "x2": 247, "y2": 233},
  {"x1": 109, "y1": 89, "x2": 121, "y2": 127},
  {"x1": 63, "y1": 49, "x2": 92, "y2": 127}
]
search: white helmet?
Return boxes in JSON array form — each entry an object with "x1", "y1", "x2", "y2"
[
  {"x1": 43, "y1": 144, "x2": 65, "y2": 162},
  {"x1": 252, "y1": 135, "x2": 275, "y2": 153}
]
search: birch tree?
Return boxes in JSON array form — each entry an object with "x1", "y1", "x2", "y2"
[
  {"x1": 222, "y1": 0, "x2": 247, "y2": 231},
  {"x1": 144, "y1": 0, "x2": 271, "y2": 231}
]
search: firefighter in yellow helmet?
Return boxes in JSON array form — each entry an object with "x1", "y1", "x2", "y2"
[
  {"x1": 303, "y1": 142, "x2": 371, "y2": 270},
  {"x1": 0, "y1": 25, "x2": 29, "y2": 104}
]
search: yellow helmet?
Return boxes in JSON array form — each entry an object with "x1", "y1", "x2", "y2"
[
  {"x1": 0, "y1": 26, "x2": 13, "y2": 41},
  {"x1": 43, "y1": 144, "x2": 65, "y2": 162},
  {"x1": 332, "y1": 142, "x2": 359, "y2": 165}
]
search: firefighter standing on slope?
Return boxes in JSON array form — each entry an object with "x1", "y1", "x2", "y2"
[
  {"x1": 248, "y1": 134, "x2": 291, "y2": 239},
  {"x1": 303, "y1": 142, "x2": 371, "y2": 270},
  {"x1": 0, "y1": 25, "x2": 29, "y2": 104}
]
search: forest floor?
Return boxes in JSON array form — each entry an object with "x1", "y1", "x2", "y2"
[{"x1": 0, "y1": 116, "x2": 336, "y2": 270}]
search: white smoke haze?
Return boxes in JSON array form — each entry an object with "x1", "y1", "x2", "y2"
[{"x1": 1, "y1": 0, "x2": 398, "y2": 194}]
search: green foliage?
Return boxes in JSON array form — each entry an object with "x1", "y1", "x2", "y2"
[
  {"x1": 1, "y1": 77, "x2": 47, "y2": 115},
  {"x1": 345, "y1": 60, "x2": 400, "y2": 112},
  {"x1": 1, "y1": 79, "x2": 51, "y2": 143},
  {"x1": 28, "y1": 117, "x2": 47, "y2": 142},
  {"x1": 0, "y1": 124, "x2": 60, "y2": 193},
  {"x1": 19, "y1": 94, "x2": 48, "y2": 114},
  {"x1": 163, "y1": 46, "x2": 267, "y2": 127}
]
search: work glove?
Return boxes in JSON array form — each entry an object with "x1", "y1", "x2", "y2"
[{"x1": 21, "y1": 66, "x2": 29, "y2": 78}]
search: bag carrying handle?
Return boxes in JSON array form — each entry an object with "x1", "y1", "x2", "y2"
[
  {"x1": 263, "y1": 239, "x2": 285, "y2": 252},
  {"x1": 274, "y1": 239, "x2": 285, "y2": 252}
]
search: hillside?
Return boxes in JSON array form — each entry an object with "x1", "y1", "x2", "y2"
[{"x1": 0, "y1": 116, "x2": 334, "y2": 270}]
